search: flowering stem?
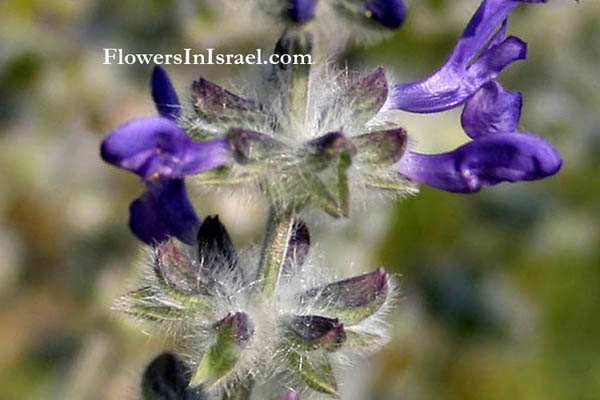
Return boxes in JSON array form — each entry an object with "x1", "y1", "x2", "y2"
[
  {"x1": 253, "y1": 207, "x2": 295, "y2": 300},
  {"x1": 273, "y1": 28, "x2": 312, "y2": 136}
]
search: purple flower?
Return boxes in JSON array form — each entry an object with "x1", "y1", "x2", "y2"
[
  {"x1": 389, "y1": 0, "x2": 546, "y2": 113},
  {"x1": 272, "y1": 0, "x2": 407, "y2": 30},
  {"x1": 100, "y1": 117, "x2": 228, "y2": 181},
  {"x1": 394, "y1": 79, "x2": 561, "y2": 193},
  {"x1": 385, "y1": 0, "x2": 561, "y2": 193},
  {"x1": 287, "y1": 0, "x2": 319, "y2": 24},
  {"x1": 365, "y1": 0, "x2": 407, "y2": 29},
  {"x1": 396, "y1": 132, "x2": 561, "y2": 193},
  {"x1": 101, "y1": 67, "x2": 229, "y2": 244}
]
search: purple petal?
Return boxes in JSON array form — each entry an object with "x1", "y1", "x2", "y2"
[
  {"x1": 288, "y1": 0, "x2": 318, "y2": 24},
  {"x1": 101, "y1": 117, "x2": 229, "y2": 180},
  {"x1": 129, "y1": 190, "x2": 170, "y2": 245},
  {"x1": 389, "y1": 0, "x2": 546, "y2": 113},
  {"x1": 129, "y1": 179, "x2": 200, "y2": 245},
  {"x1": 366, "y1": 0, "x2": 407, "y2": 29},
  {"x1": 151, "y1": 66, "x2": 180, "y2": 120},
  {"x1": 461, "y1": 81, "x2": 522, "y2": 138},
  {"x1": 396, "y1": 132, "x2": 562, "y2": 193}
]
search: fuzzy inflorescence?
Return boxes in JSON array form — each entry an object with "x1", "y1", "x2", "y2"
[{"x1": 120, "y1": 216, "x2": 393, "y2": 398}]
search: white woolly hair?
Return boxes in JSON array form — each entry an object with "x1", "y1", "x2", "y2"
[
  {"x1": 178, "y1": 57, "x2": 419, "y2": 218},
  {"x1": 117, "y1": 235, "x2": 397, "y2": 399}
]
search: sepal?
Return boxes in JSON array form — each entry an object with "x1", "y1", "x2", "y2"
[
  {"x1": 155, "y1": 240, "x2": 211, "y2": 296},
  {"x1": 118, "y1": 287, "x2": 186, "y2": 322},
  {"x1": 341, "y1": 68, "x2": 389, "y2": 129},
  {"x1": 282, "y1": 315, "x2": 346, "y2": 352},
  {"x1": 353, "y1": 128, "x2": 407, "y2": 167},
  {"x1": 192, "y1": 78, "x2": 271, "y2": 132},
  {"x1": 196, "y1": 216, "x2": 244, "y2": 286},
  {"x1": 289, "y1": 352, "x2": 339, "y2": 397},
  {"x1": 298, "y1": 269, "x2": 390, "y2": 325},
  {"x1": 191, "y1": 312, "x2": 254, "y2": 386},
  {"x1": 227, "y1": 129, "x2": 289, "y2": 166}
]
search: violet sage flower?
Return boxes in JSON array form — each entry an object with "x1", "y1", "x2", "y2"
[
  {"x1": 101, "y1": 67, "x2": 230, "y2": 244},
  {"x1": 119, "y1": 216, "x2": 393, "y2": 398},
  {"x1": 388, "y1": 0, "x2": 562, "y2": 192}
]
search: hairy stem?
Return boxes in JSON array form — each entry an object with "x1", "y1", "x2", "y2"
[
  {"x1": 253, "y1": 207, "x2": 295, "y2": 301},
  {"x1": 273, "y1": 29, "x2": 313, "y2": 137}
]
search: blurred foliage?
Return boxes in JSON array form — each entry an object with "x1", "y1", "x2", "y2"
[{"x1": 1, "y1": 0, "x2": 599, "y2": 399}]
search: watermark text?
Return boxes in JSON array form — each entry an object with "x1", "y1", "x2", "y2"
[{"x1": 103, "y1": 48, "x2": 312, "y2": 66}]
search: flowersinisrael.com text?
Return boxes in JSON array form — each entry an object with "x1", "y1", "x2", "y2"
[{"x1": 103, "y1": 48, "x2": 313, "y2": 66}]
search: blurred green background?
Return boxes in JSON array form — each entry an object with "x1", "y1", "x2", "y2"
[{"x1": 1, "y1": 0, "x2": 599, "y2": 399}]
